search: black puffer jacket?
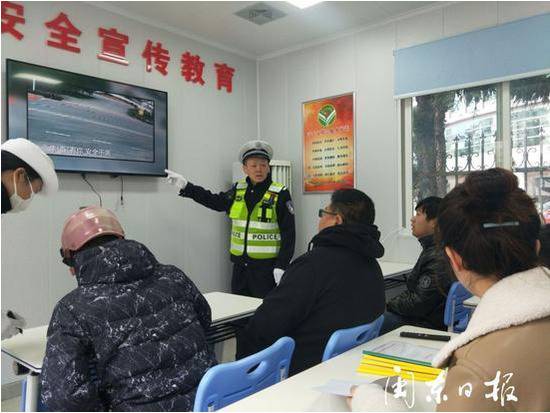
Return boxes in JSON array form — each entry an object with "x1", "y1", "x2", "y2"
[
  {"x1": 387, "y1": 234, "x2": 453, "y2": 329},
  {"x1": 237, "y1": 223, "x2": 386, "y2": 375},
  {"x1": 40, "y1": 239, "x2": 216, "y2": 411}
]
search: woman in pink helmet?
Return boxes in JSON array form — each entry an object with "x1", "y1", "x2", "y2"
[{"x1": 40, "y1": 206, "x2": 216, "y2": 411}]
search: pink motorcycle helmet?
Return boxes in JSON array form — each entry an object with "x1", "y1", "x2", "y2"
[{"x1": 61, "y1": 206, "x2": 125, "y2": 255}]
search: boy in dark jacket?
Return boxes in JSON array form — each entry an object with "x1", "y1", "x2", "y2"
[
  {"x1": 381, "y1": 196, "x2": 452, "y2": 334},
  {"x1": 40, "y1": 206, "x2": 216, "y2": 411},
  {"x1": 236, "y1": 189, "x2": 386, "y2": 375}
]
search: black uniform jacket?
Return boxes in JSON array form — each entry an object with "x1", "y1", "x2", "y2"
[
  {"x1": 40, "y1": 239, "x2": 216, "y2": 411},
  {"x1": 387, "y1": 234, "x2": 453, "y2": 329},
  {"x1": 180, "y1": 174, "x2": 295, "y2": 269},
  {"x1": 237, "y1": 223, "x2": 386, "y2": 376}
]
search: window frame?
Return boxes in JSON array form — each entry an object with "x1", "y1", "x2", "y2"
[{"x1": 400, "y1": 78, "x2": 548, "y2": 228}]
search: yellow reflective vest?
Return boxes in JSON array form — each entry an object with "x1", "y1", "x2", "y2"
[{"x1": 229, "y1": 179, "x2": 284, "y2": 259}]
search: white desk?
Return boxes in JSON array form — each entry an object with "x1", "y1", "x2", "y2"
[
  {"x1": 222, "y1": 325, "x2": 456, "y2": 412},
  {"x1": 1, "y1": 291, "x2": 262, "y2": 411},
  {"x1": 379, "y1": 260, "x2": 413, "y2": 292},
  {"x1": 207, "y1": 292, "x2": 262, "y2": 326},
  {"x1": 379, "y1": 260, "x2": 413, "y2": 278},
  {"x1": 463, "y1": 295, "x2": 480, "y2": 309},
  {"x1": 205, "y1": 292, "x2": 262, "y2": 346}
]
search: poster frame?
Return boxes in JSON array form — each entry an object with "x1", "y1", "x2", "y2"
[{"x1": 301, "y1": 91, "x2": 356, "y2": 194}]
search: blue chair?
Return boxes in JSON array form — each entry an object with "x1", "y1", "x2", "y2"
[
  {"x1": 321, "y1": 315, "x2": 384, "y2": 362},
  {"x1": 444, "y1": 282, "x2": 473, "y2": 333},
  {"x1": 193, "y1": 336, "x2": 295, "y2": 412}
]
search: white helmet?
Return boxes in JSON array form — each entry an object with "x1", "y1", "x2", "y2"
[
  {"x1": 238, "y1": 139, "x2": 273, "y2": 164},
  {"x1": 1, "y1": 138, "x2": 59, "y2": 196}
]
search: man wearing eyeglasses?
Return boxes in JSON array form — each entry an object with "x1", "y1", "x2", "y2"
[{"x1": 237, "y1": 188, "x2": 386, "y2": 375}]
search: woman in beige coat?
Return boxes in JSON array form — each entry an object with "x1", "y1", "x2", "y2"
[{"x1": 350, "y1": 168, "x2": 550, "y2": 411}]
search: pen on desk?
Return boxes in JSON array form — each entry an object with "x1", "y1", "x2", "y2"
[{"x1": 399, "y1": 331, "x2": 451, "y2": 341}]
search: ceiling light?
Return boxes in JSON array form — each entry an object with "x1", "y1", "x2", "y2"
[
  {"x1": 14, "y1": 73, "x2": 62, "y2": 85},
  {"x1": 286, "y1": 0, "x2": 323, "y2": 9}
]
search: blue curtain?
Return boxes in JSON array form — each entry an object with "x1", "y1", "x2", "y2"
[{"x1": 394, "y1": 13, "x2": 550, "y2": 98}]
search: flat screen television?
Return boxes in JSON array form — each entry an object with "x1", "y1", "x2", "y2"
[{"x1": 5, "y1": 59, "x2": 168, "y2": 176}]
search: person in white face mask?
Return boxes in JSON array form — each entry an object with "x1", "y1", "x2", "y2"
[
  {"x1": 1, "y1": 138, "x2": 58, "y2": 214},
  {"x1": 1, "y1": 138, "x2": 58, "y2": 339}
]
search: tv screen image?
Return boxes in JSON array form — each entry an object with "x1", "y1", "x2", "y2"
[
  {"x1": 7, "y1": 60, "x2": 168, "y2": 176},
  {"x1": 28, "y1": 90, "x2": 155, "y2": 162}
]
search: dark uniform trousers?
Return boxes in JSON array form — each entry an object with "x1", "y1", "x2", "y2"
[{"x1": 232, "y1": 263, "x2": 276, "y2": 299}]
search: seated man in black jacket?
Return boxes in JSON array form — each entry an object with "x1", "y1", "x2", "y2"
[
  {"x1": 236, "y1": 189, "x2": 386, "y2": 376},
  {"x1": 41, "y1": 206, "x2": 216, "y2": 411},
  {"x1": 381, "y1": 196, "x2": 452, "y2": 334}
]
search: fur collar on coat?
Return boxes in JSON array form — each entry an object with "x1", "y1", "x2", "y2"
[{"x1": 432, "y1": 266, "x2": 550, "y2": 367}]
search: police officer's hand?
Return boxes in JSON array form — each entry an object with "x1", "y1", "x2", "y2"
[
  {"x1": 165, "y1": 169, "x2": 188, "y2": 191},
  {"x1": 1, "y1": 310, "x2": 26, "y2": 340},
  {"x1": 273, "y1": 268, "x2": 285, "y2": 285}
]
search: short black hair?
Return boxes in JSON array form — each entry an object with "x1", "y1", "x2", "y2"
[
  {"x1": 415, "y1": 196, "x2": 442, "y2": 221},
  {"x1": 1, "y1": 150, "x2": 41, "y2": 181},
  {"x1": 330, "y1": 188, "x2": 375, "y2": 225}
]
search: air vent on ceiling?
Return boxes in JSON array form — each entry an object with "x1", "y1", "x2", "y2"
[{"x1": 235, "y1": 2, "x2": 287, "y2": 26}]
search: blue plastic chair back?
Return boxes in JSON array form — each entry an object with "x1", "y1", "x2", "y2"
[
  {"x1": 444, "y1": 282, "x2": 473, "y2": 333},
  {"x1": 193, "y1": 336, "x2": 295, "y2": 412},
  {"x1": 321, "y1": 314, "x2": 384, "y2": 362}
]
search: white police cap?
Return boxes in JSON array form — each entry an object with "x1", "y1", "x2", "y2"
[
  {"x1": 238, "y1": 139, "x2": 273, "y2": 163},
  {"x1": 1, "y1": 138, "x2": 59, "y2": 196}
]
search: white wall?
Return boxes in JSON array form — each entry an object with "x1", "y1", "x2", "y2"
[
  {"x1": 1, "y1": 1, "x2": 257, "y2": 384},
  {"x1": 258, "y1": 1, "x2": 550, "y2": 261}
]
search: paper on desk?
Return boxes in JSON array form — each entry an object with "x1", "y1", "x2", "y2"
[
  {"x1": 312, "y1": 379, "x2": 371, "y2": 397},
  {"x1": 367, "y1": 340, "x2": 439, "y2": 364}
]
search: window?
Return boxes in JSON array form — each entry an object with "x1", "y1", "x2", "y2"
[
  {"x1": 405, "y1": 74, "x2": 550, "y2": 224},
  {"x1": 510, "y1": 76, "x2": 550, "y2": 221}
]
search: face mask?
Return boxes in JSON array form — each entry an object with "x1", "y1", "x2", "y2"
[{"x1": 9, "y1": 173, "x2": 34, "y2": 213}]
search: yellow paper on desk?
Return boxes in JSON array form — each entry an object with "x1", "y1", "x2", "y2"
[
  {"x1": 361, "y1": 354, "x2": 442, "y2": 376},
  {"x1": 356, "y1": 352, "x2": 443, "y2": 382},
  {"x1": 357, "y1": 364, "x2": 437, "y2": 382}
]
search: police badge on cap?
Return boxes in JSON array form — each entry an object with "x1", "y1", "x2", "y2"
[{"x1": 239, "y1": 140, "x2": 274, "y2": 164}]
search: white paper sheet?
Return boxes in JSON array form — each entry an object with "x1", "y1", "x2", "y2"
[
  {"x1": 312, "y1": 379, "x2": 372, "y2": 397},
  {"x1": 366, "y1": 340, "x2": 439, "y2": 363}
]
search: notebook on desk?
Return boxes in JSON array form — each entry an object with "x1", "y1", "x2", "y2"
[
  {"x1": 357, "y1": 341, "x2": 443, "y2": 381},
  {"x1": 366, "y1": 340, "x2": 439, "y2": 365}
]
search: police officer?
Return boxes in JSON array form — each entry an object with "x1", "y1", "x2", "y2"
[
  {"x1": 1, "y1": 138, "x2": 59, "y2": 339},
  {"x1": 166, "y1": 140, "x2": 296, "y2": 298}
]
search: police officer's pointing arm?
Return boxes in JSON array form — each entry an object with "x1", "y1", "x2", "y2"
[
  {"x1": 180, "y1": 182, "x2": 236, "y2": 213},
  {"x1": 166, "y1": 169, "x2": 235, "y2": 213}
]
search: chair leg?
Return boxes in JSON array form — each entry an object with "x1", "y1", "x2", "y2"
[
  {"x1": 448, "y1": 299, "x2": 456, "y2": 333},
  {"x1": 24, "y1": 373, "x2": 40, "y2": 412}
]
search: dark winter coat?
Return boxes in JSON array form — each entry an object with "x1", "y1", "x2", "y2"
[
  {"x1": 40, "y1": 239, "x2": 216, "y2": 411},
  {"x1": 387, "y1": 234, "x2": 453, "y2": 330},
  {"x1": 237, "y1": 223, "x2": 386, "y2": 376}
]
